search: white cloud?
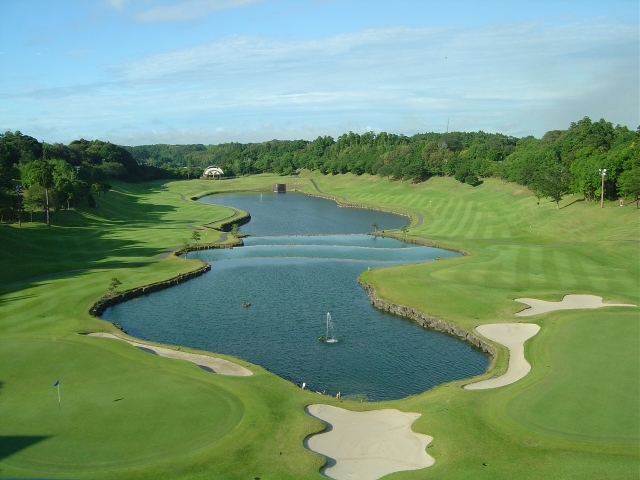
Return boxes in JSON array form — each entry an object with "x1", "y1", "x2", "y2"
[
  {"x1": 3, "y1": 20, "x2": 638, "y2": 144},
  {"x1": 106, "y1": 0, "x2": 129, "y2": 10},
  {"x1": 107, "y1": 0, "x2": 265, "y2": 23},
  {"x1": 110, "y1": 22, "x2": 637, "y2": 125}
]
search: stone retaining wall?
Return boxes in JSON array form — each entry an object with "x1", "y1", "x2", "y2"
[
  {"x1": 189, "y1": 188, "x2": 270, "y2": 201},
  {"x1": 217, "y1": 212, "x2": 251, "y2": 232},
  {"x1": 306, "y1": 193, "x2": 412, "y2": 221},
  {"x1": 358, "y1": 279, "x2": 495, "y2": 359},
  {"x1": 369, "y1": 232, "x2": 469, "y2": 256},
  {"x1": 90, "y1": 263, "x2": 211, "y2": 317},
  {"x1": 175, "y1": 239, "x2": 243, "y2": 257}
]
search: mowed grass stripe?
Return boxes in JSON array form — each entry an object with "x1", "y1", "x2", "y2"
[
  {"x1": 529, "y1": 245, "x2": 545, "y2": 279},
  {"x1": 514, "y1": 245, "x2": 532, "y2": 290},
  {"x1": 413, "y1": 194, "x2": 428, "y2": 209},
  {"x1": 564, "y1": 250, "x2": 595, "y2": 292},
  {"x1": 465, "y1": 210, "x2": 483, "y2": 239},
  {"x1": 548, "y1": 250, "x2": 576, "y2": 290},
  {"x1": 427, "y1": 197, "x2": 456, "y2": 232},
  {"x1": 481, "y1": 224, "x2": 494, "y2": 239},
  {"x1": 449, "y1": 200, "x2": 475, "y2": 238}
]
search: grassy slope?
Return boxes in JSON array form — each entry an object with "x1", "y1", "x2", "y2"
[
  {"x1": 0, "y1": 173, "x2": 638, "y2": 479},
  {"x1": 299, "y1": 172, "x2": 639, "y2": 478},
  {"x1": 0, "y1": 176, "x2": 325, "y2": 479}
]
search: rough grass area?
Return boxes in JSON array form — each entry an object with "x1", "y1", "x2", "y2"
[{"x1": 0, "y1": 172, "x2": 638, "y2": 479}]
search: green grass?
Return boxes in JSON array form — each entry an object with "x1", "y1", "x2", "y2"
[
  {"x1": 0, "y1": 336, "x2": 244, "y2": 471},
  {"x1": 507, "y1": 311, "x2": 639, "y2": 444},
  {"x1": 1, "y1": 172, "x2": 638, "y2": 478}
]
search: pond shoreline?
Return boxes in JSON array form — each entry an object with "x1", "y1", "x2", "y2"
[
  {"x1": 358, "y1": 278, "x2": 496, "y2": 362},
  {"x1": 90, "y1": 262, "x2": 213, "y2": 318},
  {"x1": 90, "y1": 188, "x2": 488, "y2": 396}
]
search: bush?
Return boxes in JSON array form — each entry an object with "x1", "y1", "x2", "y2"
[
  {"x1": 87, "y1": 193, "x2": 96, "y2": 208},
  {"x1": 465, "y1": 174, "x2": 479, "y2": 186}
]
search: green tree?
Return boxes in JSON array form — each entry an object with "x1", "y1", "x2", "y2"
[
  {"x1": 21, "y1": 160, "x2": 54, "y2": 226},
  {"x1": 537, "y1": 163, "x2": 572, "y2": 209},
  {"x1": 0, "y1": 188, "x2": 13, "y2": 222},
  {"x1": 528, "y1": 178, "x2": 545, "y2": 205},
  {"x1": 91, "y1": 182, "x2": 111, "y2": 196},
  {"x1": 100, "y1": 183, "x2": 112, "y2": 195},
  {"x1": 95, "y1": 162, "x2": 126, "y2": 180},
  {"x1": 617, "y1": 167, "x2": 640, "y2": 208},
  {"x1": 109, "y1": 277, "x2": 122, "y2": 295},
  {"x1": 191, "y1": 230, "x2": 201, "y2": 244},
  {"x1": 465, "y1": 174, "x2": 479, "y2": 186},
  {"x1": 371, "y1": 221, "x2": 378, "y2": 232},
  {"x1": 23, "y1": 186, "x2": 42, "y2": 222},
  {"x1": 231, "y1": 223, "x2": 239, "y2": 235}
]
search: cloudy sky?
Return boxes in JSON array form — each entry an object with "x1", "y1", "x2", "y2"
[{"x1": 0, "y1": 0, "x2": 637, "y2": 145}]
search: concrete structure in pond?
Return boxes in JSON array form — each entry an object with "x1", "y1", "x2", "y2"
[
  {"x1": 273, "y1": 183, "x2": 286, "y2": 193},
  {"x1": 203, "y1": 166, "x2": 224, "y2": 179}
]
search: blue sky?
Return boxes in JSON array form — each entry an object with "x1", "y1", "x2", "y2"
[{"x1": 0, "y1": 0, "x2": 637, "y2": 145}]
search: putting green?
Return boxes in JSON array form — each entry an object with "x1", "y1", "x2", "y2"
[
  {"x1": 506, "y1": 310, "x2": 639, "y2": 444},
  {"x1": 0, "y1": 336, "x2": 244, "y2": 473}
]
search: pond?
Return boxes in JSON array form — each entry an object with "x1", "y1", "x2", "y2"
[{"x1": 103, "y1": 192, "x2": 488, "y2": 401}]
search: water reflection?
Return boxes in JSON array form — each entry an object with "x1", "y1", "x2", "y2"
[{"x1": 104, "y1": 194, "x2": 488, "y2": 400}]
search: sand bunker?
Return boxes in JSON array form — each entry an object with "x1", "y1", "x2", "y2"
[
  {"x1": 464, "y1": 323, "x2": 539, "y2": 390},
  {"x1": 305, "y1": 404, "x2": 434, "y2": 480},
  {"x1": 515, "y1": 294, "x2": 635, "y2": 317},
  {"x1": 87, "y1": 333, "x2": 252, "y2": 376}
]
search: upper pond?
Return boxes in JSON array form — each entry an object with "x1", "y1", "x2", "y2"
[{"x1": 103, "y1": 192, "x2": 488, "y2": 401}]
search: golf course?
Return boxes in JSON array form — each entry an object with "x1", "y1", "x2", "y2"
[{"x1": 0, "y1": 172, "x2": 638, "y2": 479}]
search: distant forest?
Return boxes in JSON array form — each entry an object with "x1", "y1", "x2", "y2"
[
  {"x1": 126, "y1": 116, "x2": 640, "y2": 207},
  {"x1": 1, "y1": 116, "x2": 639, "y2": 223}
]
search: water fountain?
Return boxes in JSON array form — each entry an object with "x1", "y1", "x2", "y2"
[
  {"x1": 260, "y1": 194, "x2": 263, "y2": 202},
  {"x1": 319, "y1": 312, "x2": 337, "y2": 343}
]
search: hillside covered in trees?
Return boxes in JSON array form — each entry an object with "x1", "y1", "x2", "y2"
[
  {"x1": 127, "y1": 117, "x2": 640, "y2": 207},
  {"x1": 1, "y1": 116, "x2": 639, "y2": 224}
]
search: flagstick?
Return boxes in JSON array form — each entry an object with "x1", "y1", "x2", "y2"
[{"x1": 57, "y1": 383, "x2": 61, "y2": 410}]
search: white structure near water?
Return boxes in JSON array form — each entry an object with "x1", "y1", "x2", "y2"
[{"x1": 203, "y1": 166, "x2": 224, "y2": 179}]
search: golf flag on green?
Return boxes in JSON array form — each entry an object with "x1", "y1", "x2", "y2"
[{"x1": 54, "y1": 380, "x2": 60, "y2": 409}]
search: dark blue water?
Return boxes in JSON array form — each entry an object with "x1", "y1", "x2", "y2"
[
  {"x1": 104, "y1": 193, "x2": 488, "y2": 401},
  {"x1": 198, "y1": 192, "x2": 408, "y2": 236}
]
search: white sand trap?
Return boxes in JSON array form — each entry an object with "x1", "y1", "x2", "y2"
[
  {"x1": 305, "y1": 404, "x2": 434, "y2": 480},
  {"x1": 515, "y1": 294, "x2": 635, "y2": 317},
  {"x1": 464, "y1": 323, "x2": 540, "y2": 390},
  {"x1": 87, "y1": 333, "x2": 251, "y2": 376}
]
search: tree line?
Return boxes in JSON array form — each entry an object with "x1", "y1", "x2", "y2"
[
  {"x1": 0, "y1": 133, "x2": 199, "y2": 224},
  {"x1": 127, "y1": 117, "x2": 640, "y2": 208},
  {"x1": 2, "y1": 116, "x2": 639, "y2": 224}
]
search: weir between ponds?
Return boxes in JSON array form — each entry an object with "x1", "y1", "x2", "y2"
[{"x1": 95, "y1": 191, "x2": 490, "y2": 400}]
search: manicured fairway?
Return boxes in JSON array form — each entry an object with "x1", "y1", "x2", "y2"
[{"x1": 1, "y1": 172, "x2": 638, "y2": 479}]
